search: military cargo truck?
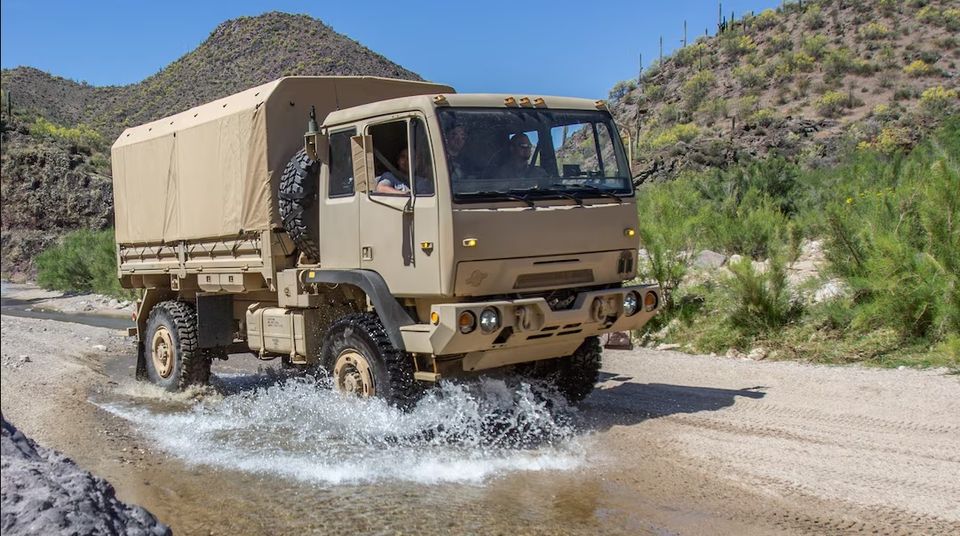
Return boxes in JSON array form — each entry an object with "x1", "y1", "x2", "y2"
[{"x1": 112, "y1": 76, "x2": 661, "y2": 406}]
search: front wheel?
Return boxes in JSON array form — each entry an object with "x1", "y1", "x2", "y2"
[
  {"x1": 320, "y1": 313, "x2": 421, "y2": 408},
  {"x1": 522, "y1": 336, "x2": 602, "y2": 404}
]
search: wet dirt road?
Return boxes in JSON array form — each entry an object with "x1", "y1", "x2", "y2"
[{"x1": 2, "y1": 312, "x2": 959, "y2": 535}]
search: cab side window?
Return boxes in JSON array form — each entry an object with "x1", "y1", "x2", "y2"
[
  {"x1": 328, "y1": 129, "x2": 355, "y2": 198},
  {"x1": 368, "y1": 118, "x2": 435, "y2": 196}
]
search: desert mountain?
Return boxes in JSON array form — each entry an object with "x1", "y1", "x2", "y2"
[
  {"x1": 1, "y1": 12, "x2": 423, "y2": 276},
  {"x1": 605, "y1": 0, "x2": 959, "y2": 181}
]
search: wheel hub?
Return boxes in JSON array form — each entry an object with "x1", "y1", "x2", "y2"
[
  {"x1": 151, "y1": 326, "x2": 175, "y2": 379},
  {"x1": 333, "y1": 350, "x2": 375, "y2": 397}
]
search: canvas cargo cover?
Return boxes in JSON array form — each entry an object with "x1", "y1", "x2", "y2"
[{"x1": 111, "y1": 76, "x2": 454, "y2": 244}]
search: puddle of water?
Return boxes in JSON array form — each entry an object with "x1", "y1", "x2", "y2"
[{"x1": 96, "y1": 372, "x2": 586, "y2": 486}]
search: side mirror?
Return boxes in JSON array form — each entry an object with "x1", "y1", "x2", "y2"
[{"x1": 304, "y1": 132, "x2": 328, "y2": 163}]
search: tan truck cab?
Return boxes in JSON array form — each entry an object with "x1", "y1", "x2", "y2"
[{"x1": 112, "y1": 77, "x2": 660, "y2": 407}]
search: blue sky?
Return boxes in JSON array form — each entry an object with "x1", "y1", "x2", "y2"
[{"x1": 1, "y1": 0, "x2": 779, "y2": 99}]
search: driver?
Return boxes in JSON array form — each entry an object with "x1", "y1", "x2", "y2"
[
  {"x1": 494, "y1": 133, "x2": 546, "y2": 180},
  {"x1": 376, "y1": 148, "x2": 412, "y2": 194}
]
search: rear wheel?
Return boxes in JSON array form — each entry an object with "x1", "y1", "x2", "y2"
[
  {"x1": 143, "y1": 301, "x2": 211, "y2": 391},
  {"x1": 523, "y1": 336, "x2": 602, "y2": 404},
  {"x1": 320, "y1": 313, "x2": 421, "y2": 408}
]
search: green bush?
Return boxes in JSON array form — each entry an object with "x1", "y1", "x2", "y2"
[
  {"x1": 650, "y1": 123, "x2": 700, "y2": 148},
  {"x1": 822, "y1": 121, "x2": 960, "y2": 342},
  {"x1": 726, "y1": 255, "x2": 803, "y2": 335},
  {"x1": 30, "y1": 117, "x2": 105, "y2": 153},
  {"x1": 36, "y1": 229, "x2": 129, "y2": 298},
  {"x1": 681, "y1": 70, "x2": 715, "y2": 110}
]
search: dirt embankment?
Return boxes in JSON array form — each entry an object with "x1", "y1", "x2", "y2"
[{"x1": 1, "y1": 293, "x2": 958, "y2": 534}]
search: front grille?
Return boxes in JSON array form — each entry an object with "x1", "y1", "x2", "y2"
[{"x1": 513, "y1": 269, "x2": 594, "y2": 290}]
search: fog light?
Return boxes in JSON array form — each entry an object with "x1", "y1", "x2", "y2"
[
  {"x1": 644, "y1": 291, "x2": 659, "y2": 312},
  {"x1": 479, "y1": 308, "x2": 501, "y2": 334},
  {"x1": 623, "y1": 291, "x2": 640, "y2": 316},
  {"x1": 458, "y1": 311, "x2": 477, "y2": 334}
]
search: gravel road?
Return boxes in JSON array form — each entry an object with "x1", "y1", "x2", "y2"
[{"x1": 1, "y1": 311, "x2": 958, "y2": 535}]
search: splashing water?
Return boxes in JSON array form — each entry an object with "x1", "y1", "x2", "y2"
[{"x1": 97, "y1": 374, "x2": 586, "y2": 485}]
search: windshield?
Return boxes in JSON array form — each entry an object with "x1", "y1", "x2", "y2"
[{"x1": 437, "y1": 107, "x2": 632, "y2": 203}]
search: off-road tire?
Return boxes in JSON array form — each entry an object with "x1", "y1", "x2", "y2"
[
  {"x1": 526, "y1": 336, "x2": 602, "y2": 404},
  {"x1": 279, "y1": 148, "x2": 320, "y2": 262},
  {"x1": 143, "y1": 300, "x2": 212, "y2": 391},
  {"x1": 320, "y1": 313, "x2": 422, "y2": 408}
]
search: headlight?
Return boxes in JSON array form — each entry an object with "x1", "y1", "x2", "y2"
[
  {"x1": 623, "y1": 291, "x2": 640, "y2": 316},
  {"x1": 479, "y1": 308, "x2": 501, "y2": 333},
  {"x1": 458, "y1": 311, "x2": 477, "y2": 334}
]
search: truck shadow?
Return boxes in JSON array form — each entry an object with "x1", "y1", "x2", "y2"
[{"x1": 579, "y1": 372, "x2": 767, "y2": 430}]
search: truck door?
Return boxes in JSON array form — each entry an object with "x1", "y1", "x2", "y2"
[
  {"x1": 319, "y1": 126, "x2": 361, "y2": 268},
  {"x1": 358, "y1": 116, "x2": 441, "y2": 295}
]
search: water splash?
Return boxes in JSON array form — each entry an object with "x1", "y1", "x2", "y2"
[{"x1": 97, "y1": 374, "x2": 586, "y2": 485}]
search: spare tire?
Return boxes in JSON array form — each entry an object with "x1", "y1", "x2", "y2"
[{"x1": 279, "y1": 148, "x2": 320, "y2": 262}]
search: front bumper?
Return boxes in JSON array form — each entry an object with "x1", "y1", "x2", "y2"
[{"x1": 400, "y1": 284, "x2": 661, "y2": 359}]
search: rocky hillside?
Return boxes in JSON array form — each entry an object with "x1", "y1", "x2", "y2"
[
  {"x1": 608, "y1": 0, "x2": 960, "y2": 181},
  {"x1": 1, "y1": 12, "x2": 423, "y2": 278}
]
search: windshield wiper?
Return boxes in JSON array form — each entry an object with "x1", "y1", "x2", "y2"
[
  {"x1": 457, "y1": 191, "x2": 535, "y2": 207},
  {"x1": 561, "y1": 184, "x2": 623, "y2": 204},
  {"x1": 509, "y1": 187, "x2": 584, "y2": 206}
]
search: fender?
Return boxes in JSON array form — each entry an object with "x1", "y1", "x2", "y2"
[{"x1": 301, "y1": 269, "x2": 415, "y2": 350}]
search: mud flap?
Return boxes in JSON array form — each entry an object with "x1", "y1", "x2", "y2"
[{"x1": 135, "y1": 340, "x2": 147, "y2": 380}]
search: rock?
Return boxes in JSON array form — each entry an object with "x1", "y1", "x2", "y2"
[
  {"x1": 693, "y1": 249, "x2": 727, "y2": 269},
  {"x1": 657, "y1": 343, "x2": 681, "y2": 351},
  {"x1": 748, "y1": 347, "x2": 768, "y2": 360},
  {"x1": 813, "y1": 278, "x2": 849, "y2": 304},
  {"x1": 728, "y1": 254, "x2": 744, "y2": 266},
  {"x1": 92, "y1": 344, "x2": 108, "y2": 352},
  {"x1": 18, "y1": 355, "x2": 30, "y2": 364},
  {"x1": 1, "y1": 416, "x2": 171, "y2": 536},
  {"x1": 725, "y1": 348, "x2": 744, "y2": 359},
  {"x1": 751, "y1": 260, "x2": 769, "y2": 274}
]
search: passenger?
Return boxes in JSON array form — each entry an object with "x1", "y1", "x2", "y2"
[
  {"x1": 495, "y1": 133, "x2": 546, "y2": 180},
  {"x1": 376, "y1": 148, "x2": 412, "y2": 194},
  {"x1": 444, "y1": 124, "x2": 470, "y2": 181}
]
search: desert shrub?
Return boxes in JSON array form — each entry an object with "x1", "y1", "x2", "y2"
[
  {"x1": 721, "y1": 33, "x2": 758, "y2": 58},
  {"x1": 816, "y1": 90, "x2": 861, "y2": 117},
  {"x1": 802, "y1": 34, "x2": 830, "y2": 59},
  {"x1": 650, "y1": 123, "x2": 700, "y2": 148},
  {"x1": 823, "y1": 47, "x2": 856, "y2": 78},
  {"x1": 753, "y1": 8, "x2": 779, "y2": 30},
  {"x1": 765, "y1": 33, "x2": 793, "y2": 56},
  {"x1": 803, "y1": 5, "x2": 825, "y2": 29},
  {"x1": 608, "y1": 79, "x2": 637, "y2": 102},
  {"x1": 823, "y1": 121, "x2": 960, "y2": 341},
  {"x1": 733, "y1": 65, "x2": 764, "y2": 88},
  {"x1": 750, "y1": 108, "x2": 777, "y2": 127},
  {"x1": 919, "y1": 85, "x2": 960, "y2": 113},
  {"x1": 36, "y1": 229, "x2": 130, "y2": 298},
  {"x1": 726, "y1": 255, "x2": 803, "y2": 334},
  {"x1": 700, "y1": 98, "x2": 729, "y2": 121},
  {"x1": 871, "y1": 103, "x2": 900, "y2": 122},
  {"x1": 645, "y1": 84, "x2": 665, "y2": 101},
  {"x1": 30, "y1": 118, "x2": 104, "y2": 153},
  {"x1": 858, "y1": 22, "x2": 891, "y2": 40},
  {"x1": 944, "y1": 9, "x2": 960, "y2": 31},
  {"x1": 674, "y1": 44, "x2": 706, "y2": 67},
  {"x1": 681, "y1": 70, "x2": 715, "y2": 110},
  {"x1": 635, "y1": 180, "x2": 705, "y2": 310},
  {"x1": 903, "y1": 59, "x2": 933, "y2": 76},
  {"x1": 736, "y1": 95, "x2": 759, "y2": 119}
]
